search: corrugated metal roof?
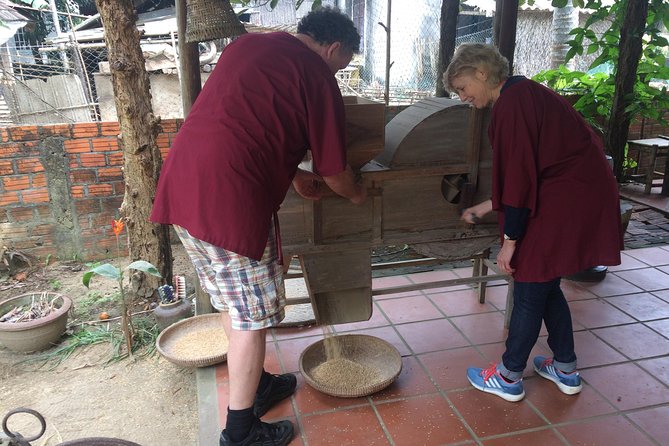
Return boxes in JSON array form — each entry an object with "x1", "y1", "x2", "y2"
[{"x1": 0, "y1": 0, "x2": 31, "y2": 23}]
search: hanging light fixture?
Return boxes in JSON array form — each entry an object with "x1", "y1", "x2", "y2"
[{"x1": 185, "y1": 0, "x2": 247, "y2": 43}]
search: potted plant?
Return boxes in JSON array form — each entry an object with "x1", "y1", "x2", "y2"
[{"x1": 0, "y1": 291, "x2": 73, "y2": 352}]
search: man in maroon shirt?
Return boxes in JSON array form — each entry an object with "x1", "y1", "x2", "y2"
[{"x1": 151, "y1": 7, "x2": 366, "y2": 446}]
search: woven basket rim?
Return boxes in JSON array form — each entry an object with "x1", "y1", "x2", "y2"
[
  {"x1": 156, "y1": 313, "x2": 228, "y2": 368},
  {"x1": 299, "y1": 334, "x2": 403, "y2": 398},
  {"x1": 185, "y1": 0, "x2": 247, "y2": 42}
]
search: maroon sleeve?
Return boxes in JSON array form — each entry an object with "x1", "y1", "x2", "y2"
[
  {"x1": 304, "y1": 76, "x2": 348, "y2": 177},
  {"x1": 490, "y1": 88, "x2": 540, "y2": 216}
]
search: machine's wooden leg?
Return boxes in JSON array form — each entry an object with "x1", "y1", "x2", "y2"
[
  {"x1": 194, "y1": 276, "x2": 214, "y2": 315},
  {"x1": 475, "y1": 248, "x2": 491, "y2": 303}
]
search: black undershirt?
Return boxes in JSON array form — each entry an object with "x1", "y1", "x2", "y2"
[
  {"x1": 504, "y1": 205, "x2": 530, "y2": 240},
  {"x1": 500, "y1": 75, "x2": 526, "y2": 94}
]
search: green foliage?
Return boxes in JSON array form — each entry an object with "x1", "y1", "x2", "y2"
[
  {"x1": 83, "y1": 260, "x2": 161, "y2": 288},
  {"x1": 126, "y1": 260, "x2": 161, "y2": 277},
  {"x1": 535, "y1": 0, "x2": 669, "y2": 132},
  {"x1": 14, "y1": 0, "x2": 82, "y2": 44},
  {"x1": 83, "y1": 263, "x2": 121, "y2": 286},
  {"x1": 15, "y1": 316, "x2": 160, "y2": 370},
  {"x1": 50, "y1": 279, "x2": 62, "y2": 291}
]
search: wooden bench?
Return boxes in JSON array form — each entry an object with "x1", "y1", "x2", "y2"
[{"x1": 629, "y1": 136, "x2": 669, "y2": 195}]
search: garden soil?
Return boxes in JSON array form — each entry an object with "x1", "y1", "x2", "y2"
[{"x1": 0, "y1": 245, "x2": 202, "y2": 445}]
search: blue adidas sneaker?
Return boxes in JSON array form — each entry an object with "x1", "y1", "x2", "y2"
[
  {"x1": 467, "y1": 363, "x2": 525, "y2": 402},
  {"x1": 533, "y1": 356, "x2": 583, "y2": 395}
]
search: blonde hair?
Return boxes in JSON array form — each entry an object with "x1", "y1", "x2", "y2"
[{"x1": 442, "y1": 43, "x2": 509, "y2": 93}]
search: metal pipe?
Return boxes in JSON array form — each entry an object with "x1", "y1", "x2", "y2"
[
  {"x1": 48, "y1": 0, "x2": 62, "y2": 35},
  {"x1": 38, "y1": 39, "x2": 179, "y2": 52},
  {"x1": 384, "y1": 0, "x2": 391, "y2": 105},
  {"x1": 15, "y1": 103, "x2": 98, "y2": 116}
]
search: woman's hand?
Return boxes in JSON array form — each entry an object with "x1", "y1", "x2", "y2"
[
  {"x1": 292, "y1": 169, "x2": 324, "y2": 200},
  {"x1": 497, "y1": 240, "x2": 516, "y2": 275},
  {"x1": 461, "y1": 199, "x2": 493, "y2": 224}
]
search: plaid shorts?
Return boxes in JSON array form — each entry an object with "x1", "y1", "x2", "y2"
[{"x1": 174, "y1": 220, "x2": 285, "y2": 331}]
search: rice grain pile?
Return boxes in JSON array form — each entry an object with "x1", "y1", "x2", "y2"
[
  {"x1": 314, "y1": 326, "x2": 381, "y2": 389},
  {"x1": 311, "y1": 357, "x2": 381, "y2": 388},
  {"x1": 172, "y1": 327, "x2": 228, "y2": 360}
]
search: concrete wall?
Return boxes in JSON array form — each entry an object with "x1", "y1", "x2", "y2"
[
  {"x1": 514, "y1": 10, "x2": 613, "y2": 77},
  {"x1": 94, "y1": 73, "x2": 212, "y2": 122}
]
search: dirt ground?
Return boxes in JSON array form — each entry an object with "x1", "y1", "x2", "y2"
[{"x1": 0, "y1": 245, "x2": 201, "y2": 445}]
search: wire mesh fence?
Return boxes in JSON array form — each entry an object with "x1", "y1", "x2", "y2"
[
  {"x1": 0, "y1": 0, "x2": 495, "y2": 126},
  {"x1": 0, "y1": 40, "x2": 105, "y2": 124},
  {"x1": 339, "y1": 0, "x2": 492, "y2": 104}
]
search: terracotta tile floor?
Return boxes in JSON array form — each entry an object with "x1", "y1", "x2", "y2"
[{"x1": 199, "y1": 245, "x2": 669, "y2": 446}]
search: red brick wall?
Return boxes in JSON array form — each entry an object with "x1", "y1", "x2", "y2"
[{"x1": 0, "y1": 120, "x2": 180, "y2": 262}]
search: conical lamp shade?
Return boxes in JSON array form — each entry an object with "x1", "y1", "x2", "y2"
[{"x1": 185, "y1": 0, "x2": 247, "y2": 43}]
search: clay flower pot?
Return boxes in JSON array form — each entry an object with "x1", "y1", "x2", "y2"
[
  {"x1": 154, "y1": 298, "x2": 193, "y2": 331},
  {"x1": 0, "y1": 292, "x2": 72, "y2": 352}
]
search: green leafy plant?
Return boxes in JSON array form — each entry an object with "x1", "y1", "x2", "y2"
[
  {"x1": 82, "y1": 220, "x2": 161, "y2": 357},
  {"x1": 50, "y1": 279, "x2": 62, "y2": 291},
  {"x1": 533, "y1": 0, "x2": 669, "y2": 175}
]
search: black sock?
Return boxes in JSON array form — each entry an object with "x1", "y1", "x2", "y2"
[
  {"x1": 257, "y1": 370, "x2": 272, "y2": 395},
  {"x1": 225, "y1": 407, "x2": 255, "y2": 442}
]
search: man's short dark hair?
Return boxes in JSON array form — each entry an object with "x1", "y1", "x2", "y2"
[{"x1": 297, "y1": 6, "x2": 361, "y2": 54}]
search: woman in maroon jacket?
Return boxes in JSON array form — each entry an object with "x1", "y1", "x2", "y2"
[{"x1": 443, "y1": 43, "x2": 622, "y2": 402}]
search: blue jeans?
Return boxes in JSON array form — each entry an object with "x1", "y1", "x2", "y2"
[{"x1": 498, "y1": 279, "x2": 577, "y2": 381}]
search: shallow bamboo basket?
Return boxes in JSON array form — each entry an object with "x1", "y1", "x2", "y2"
[
  {"x1": 156, "y1": 313, "x2": 228, "y2": 368},
  {"x1": 299, "y1": 334, "x2": 402, "y2": 398}
]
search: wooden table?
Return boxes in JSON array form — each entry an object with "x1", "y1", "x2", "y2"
[{"x1": 628, "y1": 137, "x2": 669, "y2": 195}]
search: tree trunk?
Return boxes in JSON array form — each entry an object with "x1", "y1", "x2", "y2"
[
  {"x1": 493, "y1": 0, "x2": 503, "y2": 46},
  {"x1": 95, "y1": 0, "x2": 173, "y2": 297},
  {"x1": 176, "y1": 0, "x2": 202, "y2": 117},
  {"x1": 435, "y1": 0, "x2": 460, "y2": 97},
  {"x1": 551, "y1": 0, "x2": 579, "y2": 69},
  {"x1": 496, "y1": 0, "x2": 519, "y2": 74},
  {"x1": 605, "y1": 0, "x2": 649, "y2": 180}
]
